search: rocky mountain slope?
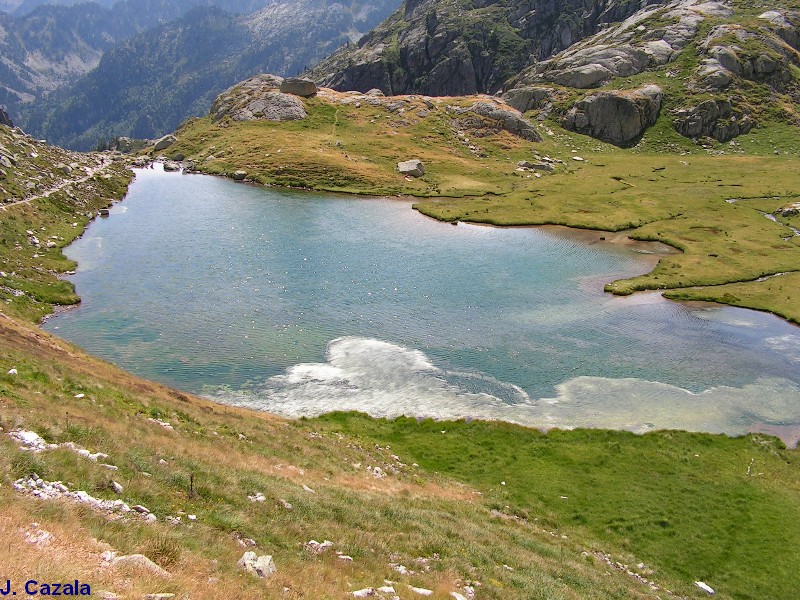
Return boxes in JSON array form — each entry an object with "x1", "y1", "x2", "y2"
[
  {"x1": 0, "y1": 1, "x2": 260, "y2": 123},
  {"x1": 1, "y1": 0, "x2": 115, "y2": 13},
  {"x1": 19, "y1": 0, "x2": 401, "y2": 149},
  {"x1": 310, "y1": 0, "x2": 655, "y2": 96},
  {"x1": 310, "y1": 0, "x2": 800, "y2": 147},
  {"x1": 0, "y1": 1, "x2": 333, "y2": 127}
]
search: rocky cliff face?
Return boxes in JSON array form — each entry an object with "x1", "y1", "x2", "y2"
[
  {"x1": 0, "y1": 108, "x2": 13, "y2": 128},
  {"x1": 309, "y1": 0, "x2": 800, "y2": 147},
  {"x1": 309, "y1": 0, "x2": 653, "y2": 96}
]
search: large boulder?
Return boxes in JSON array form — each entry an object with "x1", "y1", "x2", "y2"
[
  {"x1": 502, "y1": 87, "x2": 554, "y2": 114},
  {"x1": 465, "y1": 103, "x2": 542, "y2": 142},
  {"x1": 398, "y1": 159, "x2": 424, "y2": 177},
  {"x1": 153, "y1": 135, "x2": 176, "y2": 152},
  {"x1": 563, "y1": 85, "x2": 663, "y2": 147},
  {"x1": 673, "y1": 99, "x2": 754, "y2": 142},
  {"x1": 279, "y1": 77, "x2": 318, "y2": 97},
  {"x1": 210, "y1": 75, "x2": 307, "y2": 122}
]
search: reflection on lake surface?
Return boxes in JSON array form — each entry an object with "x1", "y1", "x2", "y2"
[{"x1": 44, "y1": 166, "x2": 800, "y2": 443}]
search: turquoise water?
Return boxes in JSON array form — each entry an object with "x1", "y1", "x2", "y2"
[{"x1": 44, "y1": 166, "x2": 800, "y2": 438}]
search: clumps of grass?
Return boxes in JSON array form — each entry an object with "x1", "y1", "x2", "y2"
[
  {"x1": 142, "y1": 534, "x2": 182, "y2": 568},
  {"x1": 11, "y1": 451, "x2": 47, "y2": 479}
]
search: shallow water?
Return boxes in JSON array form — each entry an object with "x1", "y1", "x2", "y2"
[{"x1": 44, "y1": 166, "x2": 800, "y2": 441}]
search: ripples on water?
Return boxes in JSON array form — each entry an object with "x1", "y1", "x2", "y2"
[{"x1": 44, "y1": 166, "x2": 800, "y2": 443}]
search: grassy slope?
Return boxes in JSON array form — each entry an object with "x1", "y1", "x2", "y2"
[
  {"x1": 0, "y1": 298, "x2": 668, "y2": 600},
  {"x1": 0, "y1": 127, "x2": 133, "y2": 322},
  {"x1": 2, "y1": 303, "x2": 800, "y2": 600},
  {"x1": 315, "y1": 413, "x2": 800, "y2": 600}
]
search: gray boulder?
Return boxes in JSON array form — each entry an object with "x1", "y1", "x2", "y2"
[
  {"x1": 398, "y1": 159, "x2": 424, "y2": 177},
  {"x1": 232, "y1": 170, "x2": 247, "y2": 181},
  {"x1": 518, "y1": 160, "x2": 553, "y2": 172},
  {"x1": 548, "y1": 63, "x2": 613, "y2": 89},
  {"x1": 238, "y1": 551, "x2": 276, "y2": 578},
  {"x1": 697, "y1": 58, "x2": 734, "y2": 89},
  {"x1": 279, "y1": 77, "x2": 318, "y2": 97},
  {"x1": 230, "y1": 93, "x2": 305, "y2": 122},
  {"x1": 502, "y1": 87, "x2": 554, "y2": 113},
  {"x1": 153, "y1": 135, "x2": 176, "y2": 152},
  {"x1": 211, "y1": 74, "x2": 305, "y2": 122},
  {"x1": 468, "y1": 103, "x2": 542, "y2": 142},
  {"x1": 563, "y1": 85, "x2": 663, "y2": 147},
  {"x1": 673, "y1": 99, "x2": 754, "y2": 142}
]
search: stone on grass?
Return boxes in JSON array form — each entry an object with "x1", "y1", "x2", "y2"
[
  {"x1": 350, "y1": 589, "x2": 375, "y2": 598},
  {"x1": 153, "y1": 135, "x2": 176, "y2": 152},
  {"x1": 398, "y1": 159, "x2": 424, "y2": 177},
  {"x1": 695, "y1": 581, "x2": 715, "y2": 595},
  {"x1": 232, "y1": 170, "x2": 247, "y2": 181},
  {"x1": 238, "y1": 551, "x2": 277, "y2": 578},
  {"x1": 111, "y1": 554, "x2": 171, "y2": 578},
  {"x1": 304, "y1": 539, "x2": 334, "y2": 554}
]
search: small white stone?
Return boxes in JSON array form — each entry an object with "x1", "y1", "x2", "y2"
[
  {"x1": 7, "y1": 368, "x2": 17, "y2": 375},
  {"x1": 695, "y1": 581, "x2": 715, "y2": 595}
]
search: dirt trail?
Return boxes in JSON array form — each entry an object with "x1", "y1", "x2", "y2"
[{"x1": 0, "y1": 156, "x2": 112, "y2": 211}]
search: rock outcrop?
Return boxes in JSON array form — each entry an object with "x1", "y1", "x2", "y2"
[
  {"x1": 516, "y1": 0, "x2": 733, "y2": 89},
  {"x1": 279, "y1": 77, "x2": 318, "y2": 97},
  {"x1": 695, "y1": 11, "x2": 800, "y2": 91},
  {"x1": 210, "y1": 75, "x2": 307, "y2": 122},
  {"x1": 501, "y1": 87, "x2": 555, "y2": 114},
  {"x1": 153, "y1": 134, "x2": 176, "y2": 152},
  {"x1": 309, "y1": 0, "x2": 649, "y2": 96},
  {"x1": 449, "y1": 102, "x2": 542, "y2": 142},
  {"x1": 0, "y1": 108, "x2": 13, "y2": 128},
  {"x1": 563, "y1": 85, "x2": 663, "y2": 147},
  {"x1": 672, "y1": 99, "x2": 754, "y2": 142}
]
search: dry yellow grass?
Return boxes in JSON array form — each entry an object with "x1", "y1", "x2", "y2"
[{"x1": 1, "y1": 311, "x2": 667, "y2": 599}]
